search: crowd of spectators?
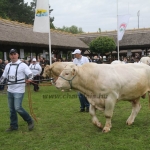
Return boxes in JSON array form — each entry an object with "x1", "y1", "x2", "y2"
[{"x1": 0, "y1": 52, "x2": 143, "y2": 91}]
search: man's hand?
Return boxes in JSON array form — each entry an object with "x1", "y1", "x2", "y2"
[{"x1": 26, "y1": 79, "x2": 32, "y2": 84}]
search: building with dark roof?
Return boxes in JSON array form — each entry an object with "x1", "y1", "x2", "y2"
[{"x1": 0, "y1": 18, "x2": 150, "y2": 61}]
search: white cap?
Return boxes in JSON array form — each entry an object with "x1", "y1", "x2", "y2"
[
  {"x1": 72, "y1": 49, "x2": 81, "y2": 54},
  {"x1": 32, "y1": 58, "x2": 36, "y2": 61}
]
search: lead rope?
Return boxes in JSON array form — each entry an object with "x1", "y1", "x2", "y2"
[{"x1": 26, "y1": 82, "x2": 38, "y2": 123}]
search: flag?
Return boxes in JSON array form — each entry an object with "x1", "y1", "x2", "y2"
[
  {"x1": 33, "y1": 0, "x2": 50, "y2": 33},
  {"x1": 117, "y1": 14, "x2": 130, "y2": 41}
]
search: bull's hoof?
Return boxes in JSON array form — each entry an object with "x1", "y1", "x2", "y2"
[
  {"x1": 93, "y1": 121, "x2": 103, "y2": 129},
  {"x1": 97, "y1": 123, "x2": 103, "y2": 129},
  {"x1": 102, "y1": 127, "x2": 110, "y2": 133},
  {"x1": 126, "y1": 120, "x2": 133, "y2": 125}
]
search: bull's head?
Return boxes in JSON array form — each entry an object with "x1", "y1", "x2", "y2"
[
  {"x1": 55, "y1": 64, "x2": 77, "y2": 90},
  {"x1": 42, "y1": 65, "x2": 51, "y2": 78}
]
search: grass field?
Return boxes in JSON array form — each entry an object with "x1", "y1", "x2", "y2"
[{"x1": 0, "y1": 84, "x2": 150, "y2": 150}]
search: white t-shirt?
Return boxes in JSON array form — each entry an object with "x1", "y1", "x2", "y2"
[
  {"x1": 73, "y1": 56, "x2": 89, "y2": 66},
  {"x1": 29, "y1": 63, "x2": 42, "y2": 76},
  {"x1": 2, "y1": 60, "x2": 32, "y2": 93}
]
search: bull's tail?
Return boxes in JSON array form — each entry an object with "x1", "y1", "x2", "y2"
[{"x1": 148, "y1": 91, "x2": 150, "y2": 108}]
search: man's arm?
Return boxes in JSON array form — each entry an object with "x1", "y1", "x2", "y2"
[{"x1": 84, "y1": 57, "x2": 89, "y2": 63}]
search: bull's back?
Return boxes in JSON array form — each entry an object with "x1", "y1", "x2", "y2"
[{"x1": 81, "y1": 63, "x2": 150, "y2": 100}]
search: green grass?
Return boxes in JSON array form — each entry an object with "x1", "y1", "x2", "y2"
[{"x1": 0, "y1": 85, "x2": 150, "y2": 150}]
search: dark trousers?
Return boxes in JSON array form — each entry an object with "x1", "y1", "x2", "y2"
[
  {"x1": 78, "y1": 92, "x2": 90, "y2": 109},
  {"x1": 32, "y1": 75, "x2": 40, "y2": 91}
]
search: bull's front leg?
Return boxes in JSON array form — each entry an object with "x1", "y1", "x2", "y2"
[
  {"x1": 103, "y1": 97, "x2": 116, "y2": 133},
  {"x1": 89, "y1": 105, "x2": 103, "y2": 129},
  {"x1": 126, "y1": 97, "x2": 141, "y2": 125}
]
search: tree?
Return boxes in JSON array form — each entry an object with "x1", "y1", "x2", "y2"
[
  {"x1": 0, "y1": 0, "x2": 34, "y2": 24},
  {"x1": 0, "y1": 0, "x2": 8, "y2": 19},
  {"x1": 49, "y1": 6, "x2": 55, "y2": 29},
  {"x1": 89, "y1": 36, "x2": 116, "y2": 55},
  {"x1": 57, "y1": 25, "x2": 84, "y2": 34},
  {"x1": 98, "y1": 28, "x2": 101, "y2": 33},
  {"x1": 0, "y1": 0, "x2": 55, "y2": 27}
]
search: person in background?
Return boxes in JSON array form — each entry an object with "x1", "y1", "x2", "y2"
[
  {"x1": 92, "y1": 56, "x2": 103, "y2": 64},
  {"x1": 72, "y1": 49, "x2": 90, "y2": 112},
  {"x1": 29, "y1": 58, "x2": 42, "y2": 92},
  {"x1": 0, "y1": 49, "x2": 34, "y2": 132},
  {"x1": 130, "y1": 56, "x2": 135, "y2": 63},
  {"x1": 86, "y1": 56, "x2": 92, "y2": 62},
  {"x1": 40, "y1": 57, "x2": 48, "y2": 76},
  {"x1": 4, "y1": 60, "x2": 9, "y2": 65},
  {"x1": 123, "y1": 57, "x2": 128, "y2": 63},
  {"x1": 0, "y1": 59, "x2": 5, "y2": 91},
  {"x1": 134, "y1": 56, "x2": 141, "y2": 64},
  {"x1": 1, "y1": 60, "x2": 9, "y2": 93}
]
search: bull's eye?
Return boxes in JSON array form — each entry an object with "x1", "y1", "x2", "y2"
[{"x1": 65, "y1": 73, "x2": 69, "y2": 75}]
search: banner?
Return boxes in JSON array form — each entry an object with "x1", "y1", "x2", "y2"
[
  {"x1": 117, "y1": 14, "x2": 130, "y2": 41},
  {"x1": 33, "y1": 0, "x2": 49, "y2": 33}
]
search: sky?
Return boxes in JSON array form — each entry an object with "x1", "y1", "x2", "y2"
[{"x1": 24, "y1": 0, "x2": 150, "y2": 33}]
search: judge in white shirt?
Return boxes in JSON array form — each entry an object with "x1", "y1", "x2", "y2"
[
  {"x1": 29, "y1": 58, "x2": 42, "y2": 92},
  {"x1": 72, "y1": 49, "x2": 90, "y2": 112}
]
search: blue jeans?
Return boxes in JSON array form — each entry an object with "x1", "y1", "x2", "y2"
[
  {"x1": 78, "y1": 92, "x2": 90, "y2": 109},
  {"x1": 8, "y1": 92, "x2": 32, "y2": 129}
]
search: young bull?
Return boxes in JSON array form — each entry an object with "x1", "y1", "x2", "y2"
[
  {"x1": 42, "y1": 62, "x2": 74, "y2": 82},
  {"x1": 55, "y1": 63, "x2": 150, "y2": 133}
]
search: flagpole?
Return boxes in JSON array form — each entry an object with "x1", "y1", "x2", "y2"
[
  {"x1": 33, "y1": 0, "x2": 52, "y2": 65},
  {"x1": 48, "y1": 4, "x2": 52, "y2": 65},
  {"x1": 117, "y1": 0, "x2": 120, "y2": 60}
]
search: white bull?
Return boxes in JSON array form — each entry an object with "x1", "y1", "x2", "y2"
[
  {"x1": 140, "y1": 57, "x2": 150, "y2": 65},
  {"x1": 55, "y1": 63, "x2": 150, "y2": 133}
]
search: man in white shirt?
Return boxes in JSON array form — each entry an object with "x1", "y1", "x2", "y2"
[
  {"x1": 29, "y1": 58, "x2": 42, "y2": 92},
  {"x1": 72, "y1": 49, "x2": 90, "y2": 112},
  {"x1": 0, "y1": 49, "x2": 34, "y2": 132}
]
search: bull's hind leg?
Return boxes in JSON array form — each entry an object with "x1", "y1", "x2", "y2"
[
  {"x1": 89, "y1": 105, "x2": 103, "y2": 129},
  {"x1": 126, "y1": 97, "x2": 141, "y2": 125}
]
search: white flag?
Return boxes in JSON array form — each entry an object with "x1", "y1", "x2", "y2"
[
  {"x1": 117, "y1": 14, "x2": 130, "y2": 41},
  {"x1": 33, "y1": 0, "x2": 49, "y2": 33}
]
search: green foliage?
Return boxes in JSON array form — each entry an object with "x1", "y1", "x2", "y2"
[
  {"x1": 0, "y1": 85, "x2": 150, "y2": 149},
  {"x1": 0, "y1": 0, "x2": 55, "y2": 27},
  {"x1": 0, "y1": 0, "x2": 34, "y2": 24},
  {"x1": 57, "y1": 25, "x2": 84, "y2": 34},
  {"x1": 89, "y1": 36, "x2": 116, "y2": 55}
]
